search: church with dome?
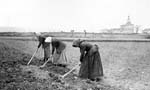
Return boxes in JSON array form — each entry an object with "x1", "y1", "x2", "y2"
[
  {"x1": 105, "y1": 16, "x2": 139, "y2": 33},
  {"x1": 120, "y1": 16, "x2": 135, "y2": 33}
]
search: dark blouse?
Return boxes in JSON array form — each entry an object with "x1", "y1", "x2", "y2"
[
  {"x1": 37, "y1": 36, "x2": 66, "y2": 54},
  {"x1": 79, "y1": 41, "x2": 93, "y2": 61},
  {"x1": 51, "y1": 38, "x2": 66, "y2": 54},
  {"x1": 37, "y1": 36, "x2": 46, "y2": 48}
]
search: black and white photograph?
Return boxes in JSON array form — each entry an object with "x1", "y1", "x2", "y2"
[{"x1": 0, "y1": 0, "x2": 150, "y2": 90}]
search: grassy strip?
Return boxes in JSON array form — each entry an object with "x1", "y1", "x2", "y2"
[{"x1": 1, "y1": 36, "x2": 150, "y2": 42}]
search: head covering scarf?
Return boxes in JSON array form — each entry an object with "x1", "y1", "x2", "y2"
[
  {"x1": 45, "y1": 37, "x2": 52, "y2": 43},
  {"x1": 72, "y1": 39, "x2": 85, "y2": 47}
]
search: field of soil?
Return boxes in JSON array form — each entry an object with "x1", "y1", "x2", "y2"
[{"x1": 1, "y1": 38, "x2": 150, "y2": 90}]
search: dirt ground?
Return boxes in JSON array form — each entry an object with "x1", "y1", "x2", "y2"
[{"x1": 1, "y1": 39, "x2": 150, "y2": 90}]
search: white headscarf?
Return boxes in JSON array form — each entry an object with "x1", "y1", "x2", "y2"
[{"x1": 45, "y1": 37, "x2": 52, "y2": 43}]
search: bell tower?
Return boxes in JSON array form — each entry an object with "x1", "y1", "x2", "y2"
[{"x1": 127, "y1": 16, "x2": 131, "y2": 24}]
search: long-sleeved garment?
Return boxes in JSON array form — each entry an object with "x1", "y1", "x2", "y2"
[{"x1": 73, "y1": 39, "x2": 103, "y2": 80}]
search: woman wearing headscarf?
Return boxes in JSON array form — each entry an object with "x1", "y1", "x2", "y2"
[
  {"x1": 35, "y1": 32, "x2": 51, "y2": 62},
  {"x1": 72, "y1": 39, "x2": 103, "y2": 81}
]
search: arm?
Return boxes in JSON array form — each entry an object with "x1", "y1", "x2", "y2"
[
  {"x1": 38, "y1": 42, "x2": 42, "y2": 48},
  {"x1": 80, "y1": 46, "x2": 86, "y2": 62}
]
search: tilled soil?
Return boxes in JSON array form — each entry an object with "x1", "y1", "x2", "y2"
[{"x1": 0, "y1": 42, "x2": 125, "y2": 90}]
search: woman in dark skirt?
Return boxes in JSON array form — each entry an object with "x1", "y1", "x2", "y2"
[{"x1": 72, "y1": 39, "x2": 103, "y2": 81}]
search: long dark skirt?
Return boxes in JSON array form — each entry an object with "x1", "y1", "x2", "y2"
[{"x1": 79, "y1": 51, "x2": 103, "y2": 79}]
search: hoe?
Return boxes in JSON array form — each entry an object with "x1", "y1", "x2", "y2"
[{"x1": 27, "y1": 48, "x2": 38, "y2": 65}]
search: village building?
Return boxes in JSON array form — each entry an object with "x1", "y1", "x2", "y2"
[
  {"x1": 120, "y1": 16, "x2": 135, "y2": 33},
  {"x1": 106, "y1": 16, "x2": 138, "y2": 33},
  {"x1": 142, "y1": 28, "x2": 150, "y2": 34}
]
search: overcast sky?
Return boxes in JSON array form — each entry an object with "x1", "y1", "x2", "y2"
[{"x1": 0, "y1": 0, "x2": 150, "y2": 32}]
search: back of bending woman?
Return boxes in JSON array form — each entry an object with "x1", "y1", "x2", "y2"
[
  {"x1": 51, "y1": 38, "x2": 68, "y2": 67},
  {"x1": 43, "y1": 36, "x2": 68, "y2": 67}
]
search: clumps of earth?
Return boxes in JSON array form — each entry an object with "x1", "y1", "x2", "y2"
[{"x1": 0, "y1": 42, "x2": 126, "y2": 90}]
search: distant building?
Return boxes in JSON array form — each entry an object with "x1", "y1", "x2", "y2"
[
  {"x1": 109, "y1": 28, "x2": 121, "y2": 33},
  {"x1": 120, "y1": 16, "x2": 135, "y2": 33},
  {"x1": 100, "y1": 29, "x2": 111, "y2": 33},
  {"x1": 142, "y1": 28, "x2": 150, "y2": 34},
  {"x1": 106, "y1": 16, "x2": 138, "y2": 33}
]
